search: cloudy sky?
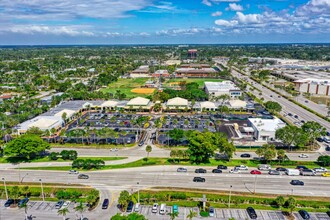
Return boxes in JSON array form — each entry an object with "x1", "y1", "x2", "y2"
[{"x1": 0, "y1": 0, "x2": 329, "y2": 45}]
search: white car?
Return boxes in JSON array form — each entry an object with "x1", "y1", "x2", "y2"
[
  {"x1": 68, "y1": 170, "x2": 79, "y2": 174},
  {"x1": 151, "y1": 203, "x2": 158, "y2": 213},
  {"x1": 298, "y1": 154, "x2": 308, "y2": 158},
  {"x1": 229, "y1": 169, "x2": 241, "y2": 174},
  {"x1": 313, "y1": 167, "x2": 328, "y2": 172},
  {"x1": 235, "y1": 165, "x2": 249, "y2": 170},
  {"x1": 60, "y1": 201, "x2": 71, "y2": 210}
]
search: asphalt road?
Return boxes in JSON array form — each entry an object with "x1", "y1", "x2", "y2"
[{"x1": 231, "y1": 69, "x2": 330, "y2": 130}]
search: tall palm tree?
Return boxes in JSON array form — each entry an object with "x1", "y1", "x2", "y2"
[
  {"x1": 168, "y1": 211, "x2": 179, "y2": 220},
  {"x1": 74, "y1": 202, "x2": 86, "y2": 220},
  {"x1": 21, "y1": 202, "x2": 29, "y2": 220},
  {"x1": 187, "y1": 209, "x2": 197, "y2": 220},
  {"x1": 57, "y1": 207, "x2": 69, "y2": 220}
]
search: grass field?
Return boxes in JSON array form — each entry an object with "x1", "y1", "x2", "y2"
[
  {"x1": 101, "y1": 78, "x2": 150, "y2": 98},
  {"x1": 164, "y1": 78, "x2": 223, "y2": 88}
]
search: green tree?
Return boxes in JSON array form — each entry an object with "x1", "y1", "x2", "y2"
[
  {"x1": 127, "y1": 213, "x2": 147, "y2": 220},
  {"x1": 286, "y1": 197, "x2": 296, "y2": 214},
  {"x1": 170, "y1": 150, "x2": 177, "y2": 162},
  {"x1": 275, "y1": 125, "x2": 309, "y2": 150},
  {"x1": 187, "y1": 131, "x2": 217, "y2": 164},
  {"x1": 118, "y1": 190, "x2": 131, "y2": 212},
  {"x1": 4, "y1": 135, "x2": 50, "y2": 159},
  {"x1": 265, "y1": 101, "x2": 282, "y2": 113},
  {"x1": 145, "y1": 145, "x2": 152, "y2": 159},
  {"x1": 302, "y1": 121, "x2": 326, "y2": 149},
  {"x1": 168, "y1": 211, "x2": 179, "y2": 220},
  {"x1": 168, "y1": 128, "x2": 184, "y2": 146},
  {"x1": 57, "y1": 207, "x2": 69, "y2": 220},
  {"x1": 317, "y1": 155, "x2": 330, "y2": 166},
  {"x1": 277, "y1": 149, "x2": 286, "y2": 162},
  {"x1": 187, "y1": 209, "x2": 197, "y2": 220},
  {"x1": 11, "y1": 186, "x2": 20, "y2": 205},
  {"x1": 25, "y1": 127, "x2": 44, "y2": 136},
  {"x1": 274, "y1": 196, "x2": 285, "y2": 208},
  {"x1": 256, "y1": 144, "x2": 277, "y2": 161},
  {"x1": 74, "y1": 201, "x2": 86, "y2": 220}
]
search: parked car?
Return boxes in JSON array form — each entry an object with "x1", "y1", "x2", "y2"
[
  {"x1": 250, "y1": 170, "x2": 262, "y2": 175},
  {"x1": 276, "y1": 167, "x2": 287, "y2": 172},
  {"x1": 78, "y1": 174, "x2": 89, "y2": 179},
  {"x1": 316, "y1": 137, "x2": 324, "y2": 142},
  {"x1": 69, "y1": 170, "x2": 79, "y2": 174},
  {"x1": 18, "y1": 197, "x2": 29, "y2": 207},
  {"x1": 172, "y1": 204, "x2": 178, "y2": 214},
  {"x1": 193, "y1": 177, "x2": 205, "y2": 182},
  {"x1": 102, "y1": 199, "x2": 109, "y2": 209},
  {"x1": 195, "y1": 168, "x2": 207, "y2": 173},
  {"x1": 134, "y1": 203, "x2": 141, "y2": 212},
  {"x1": 240, "y1": 153, "x2": 251, "y2": 158},
  {"x1": 4, "y1": 199, "x2": 14, "y2": 207},
  {"x1": 55, "y1": 200, "x2": 64, "y2": 209},
  {"x1": 290, "y1": 180, "x2": 304, "y2": 186},
  {"x1": 268, "y1": 170, "x2": 280, "y2": 175},
  {"x1": 60, "y1": 201, "x2": 71, "y2": 210},
  {"x1": 209, "y1": 207, "x2": 215, "y2": 217},
  {"x1": 212, "y1": 169, "x2": 222, "y2": 173},
  {"x1": 246, "y1": 207, "x2": 257, "y2": 219},
  {"x1": 217, "y1": 165, "x2": 228, "y2": 170},
  {"x1": 298, "y1": 154, "x2": 308, "y2": 158},
  {"x1": 313, "y1": 167, "x2": 328, "y2": 172},
  {"x1": 159, "y1": 203, "x2": 166, "y2": 215},
  {"x1": 177, "y1": 167, "x2": 187, "y2": 172},
  {"x1": 298, "y1": 210, "x2": 310, "y2": 219},
  {"x1": 322, "y1": 172, "x2": 330, "y2": 177},
  {"x1": 138, "y1": 141, "x2": 144, "y2": 147},
  {"x1": 152, "y1": 203, "x2": 158, "y2": 213},
  {"x1": 326, "y1": 210, "x2": 330, "y2": 217},
  {"x1": 326, "y1": 146, "x2": 330, "y2": 151},
  {"x1": 126, "y1": 201, "x2": 134, "y2": 213}
]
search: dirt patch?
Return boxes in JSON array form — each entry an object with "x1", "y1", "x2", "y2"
[{"x1": 131, "y1": 88, "x2": 155, "y2": 94}]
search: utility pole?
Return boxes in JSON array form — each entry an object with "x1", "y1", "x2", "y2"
[
  {"x1": 228, "y1": 185, "x2": 232, "y2": 208},
  {"x1": 2, "y1": 178, "x2": 8, "y2": 200},
  {"x1": 137, "y1": 182, "x2": 140, "y2": 203},
  {"x1": 254, "y1": 175, "x2": 257, "y2": 194},
  {"x1": 39, "y1": 179, "x2": 45, "y2": 201}
]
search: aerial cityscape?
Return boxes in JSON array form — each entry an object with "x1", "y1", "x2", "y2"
[{"x1": 0, "y1": 1, "x2": 330, "y2": 220}]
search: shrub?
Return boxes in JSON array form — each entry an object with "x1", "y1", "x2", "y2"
[
  {"x1": 60, "y1": 150, "x2": 78, "y2": 160},
  {"x1": 72, "y1": 159, "x2": 105, "y2": 170},
  {"x1": 48, "y1": 152, "x2": 59, "y2": 160}
]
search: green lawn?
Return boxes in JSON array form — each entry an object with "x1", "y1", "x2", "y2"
[
  {"x1": 100, "y1": 78, "x2": 150, "y2": 98},
  {"x1": 164, "y1": 78, "x2": 223, "y2": 88}
]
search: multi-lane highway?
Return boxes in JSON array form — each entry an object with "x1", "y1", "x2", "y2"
[{"x1": 231, "y1": 69, "x2": 330, "y2": 130}]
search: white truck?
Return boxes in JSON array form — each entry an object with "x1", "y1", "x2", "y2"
[{"x1": 285, "y1": 168, "x2": 300, "y2": 176}]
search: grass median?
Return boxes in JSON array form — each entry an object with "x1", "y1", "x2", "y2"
[{"x1": 19, "y1": 157, "x2": 330, "y2": 171}]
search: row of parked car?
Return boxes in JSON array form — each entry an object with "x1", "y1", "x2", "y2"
[{"x1": 4, "y1": 197, "x2": 29, "y2": 207}]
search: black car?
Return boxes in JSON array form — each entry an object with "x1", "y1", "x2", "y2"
[
  {"x1": 288, "y1": 113, "x2": 293, "y2": 116},
  {"x1": 126, "y1": 201, "x2": 134, "y2": 212},
  {"x1": 241, "y1": 153, "x2": 251, "y2": 158},
  {"x1": 246, "y1": 207, "x2": 257, "y2": 219},
  {"x1": 212, "y1": 169, "x2": 222, "y2": 173},
  {"x1": 326, "y1": 146, "x2": 330, "y2": 151},
  {"x1": 316, "y1": 137, "x2": 324, "y2": 142},
  {"x1": 276, "y1": 167, "x2": 287, "y2": 172},
  {"x1": 290, "y1": 180, "x2": 304, "y2": 186},
  {"x1": 78, "y1": 174, "x2": 89, "y2": 179},
  {"x1": 138, "y1": 141, "x2": 144, "y2": 147},
  {"x1": 195, "y1": 168, "x2": 207, "y2": 173},
  {"x1": 193, "y1": 177, "x2": 205, "y2": 182},
  {"x1": 4, "y1": 199, "x2": 14, "y2": 207},
  {"x1": 296, "y1": 165, "x2": 308, "y2": 170},
  {"x1": 55, "y1": 200, "x2": 64, "y2": 209},
  {"x1": 298, "y1": 210, "x2": 310, "y2": 219},
  {"x1": 294, "y1": 115, "x2": 299, "y2": 118},
  {"x1": 102, "y1": 199, "x2": 109, "y2": 209},
  {"x1": 326, "y1": 210, "x2": 330, "y2": 217},
  {"x1": 217, "y1": 165, "x2": 228, "y2": 170}
]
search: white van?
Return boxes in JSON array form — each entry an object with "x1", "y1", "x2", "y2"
[
  {"x1": 134, "y1": 203, "x2": 140, "y2": 212},
  {"x1": 159, "y1": 203, "x2": 166, "y2": 215},
  {"x1": 285, "y1": 168, "x2": 300, "y2": 176}
]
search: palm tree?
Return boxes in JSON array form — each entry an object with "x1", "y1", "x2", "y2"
[
  {"x1": 168, "y1": 211, "x2": 179, "y2": 220},
  {"x1": 187, "y1": 209, "x2": 197, "y2": 220},
  {"x1": 57, "y1": 207, "x2": 69, "y2": 220},
  {"x1": 146, "y1": 145, "x2": 152, "y2": 158},
  {"x1": 74, "y1": 201, "x2": 86, "y2": 220},
  {"x1": 21, "y1": 202, "x2": 29, "y2": 220}
]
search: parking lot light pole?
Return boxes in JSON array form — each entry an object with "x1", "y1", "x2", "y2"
[
  {"x1": 39, "y1": 179, "x2": 45, "y2": 201},
  {"x1": 228, "y1": 185, "x2": 232, "y2": 208},
  {"x1": 2, "y1": 178, "x2": 8, "y2": 200},
  {"x1": 137, "y1": 182, "x2": 140, "y2": 203}
]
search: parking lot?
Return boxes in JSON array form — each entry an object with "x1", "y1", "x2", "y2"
[{"x1": 159, "y1": 115, "x2": 217, "y2": 132}]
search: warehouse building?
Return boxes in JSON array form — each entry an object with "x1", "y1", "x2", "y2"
[
  {"x1": 204, "y1": 81, "x2": 241, "y2": 99},
  {"x1": 247, "y1": 117, "x2": 286, "y2": 141}
]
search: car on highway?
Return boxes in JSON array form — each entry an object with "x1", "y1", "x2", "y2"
[
  {"x1": 102, "y1": 199, "x2": 109, "y2": 209},
  {"x1": 177, "y1": 167, "x2": 187, "y2": 172},
  {"x1": 4, "y1": 199, "x2": 14, "y2": 207},
  {"x1": 126, "y1": 201, "x2": 134, "y2": 213},
  {"x1": 313, "y1": 167, "x2": 328, "y2": 172},
  {"x1": 296, "y1": 165, "x2": 308, "y2": 170},
  {"x1": 268, "y1": 170, "x2": 280, "y2": 175},
  {"x1": 193, "y1": 177, "x2": 205, "y2": 182},
  {"x1": 250, "y1": 170, "x2": 261, "y2": 175},
  {"x1": 300, "y1": 169, "x2": 316, "y2": 176},
  {"x1": 18, "y1": 197, "x2": 29, "y2": 207},
  {"x1": 195, "y1": 168, "x2": 207, "y2": 173},
  {"x1": 60, "y1": 201, "x2": 71, "y2": 210},
  {"x1": 235, "y1": 165, "x2": 249, "y2": 170},
  {"x1": 298, "y1": 210, "x2": 310, "y2": 219},
  {"x1": 240, "y1": 153, "x2": 251, "y2": 158},
  {"x1": 55, "y1": 200, "x2": 64, "y2": 209},
  {"x1": 298, "y1": 154, "x2": 308, "y2": 158},
  {"x1": 78, "y1": 174, "x2": 89, "y2": 179},
  {"x1": 276, "y1": 167, "x2": 287, "y2": 172},
  {"x1": 322, "y1": 172, "x2": 330, "y2": 177},
  {"x1": 152, "y1": 203, "x2": 158, "y2": 213},
  {"x1": 69, "y1": 170, "x2": 79, "y2": 174},
  {"x1": 246, "y1": 207, "x2": 257, "y2": 219},
  {"x1": 229, "y1": 169, "x2": 240, "y2": 174},
  {"x1": 212, "y1": 169, "x2": 222, "y2": 173},
  {"x1": 209, "y1": 207, "x2": 215, "y2": 217},
  {"x1": 290, "y1": 180, "x2": 304, "y2": 186},
  {"x1": 217, "y1": 165, "x2": 228, "y2": 170},
  {"x1": 258, "y1": 164, "x2": 271, "y2": 171}
]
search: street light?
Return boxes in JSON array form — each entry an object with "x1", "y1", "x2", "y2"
[
  {"x1": 228, "y1": 185, "x2": 232, "y2": 208},
  {"x1": 20, "y1": 173, "x2": 28, "y2": 184},
  {"x1": 39, "y1": 179, "x2": 45, "y2": 201},
  {"x1": 2, "y1": 178, "x2": 8, "y2": 200},
  {"x1": 137, "y1": 182, "x2": 140, "y2": 204}
]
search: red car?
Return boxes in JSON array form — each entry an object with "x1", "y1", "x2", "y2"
[{"x1": 250, "y1": 170, "x2": 262, "y2": 175}]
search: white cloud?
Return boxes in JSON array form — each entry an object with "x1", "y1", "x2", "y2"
[
  {"x1": 6, "y1": 25, "x2": 95, "y2": 36},
  {"x1": 226, "y1": 3, "x2": 243, "y2": 11},
  {"x1": 202, "y1": 0, "x2": 212, "y2": 6},
  {"x1": 211, "y1": 11, "x2": 223, "y2": 17},
  {"x1": 295, "y1": 0, "x2": 330, "y2": 16},
  {"x1": 236, "y1": 12, "x2": 261, "y2": 23},
  {"x1": 214, "y1": 19, "x2": 238, "y2": 27}
]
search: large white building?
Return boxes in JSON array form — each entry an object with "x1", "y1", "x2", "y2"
[
  {"x1": 294, "y1": 78, "x2": 330, "y2": 96},
  {"x1": 204, "y1": 81, "x2": 241, "y2": 99},
  {"x1": 248, "y1": 117, "x2": 286, "y2": 141}
]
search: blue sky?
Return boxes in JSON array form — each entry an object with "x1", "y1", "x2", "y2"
[{"x1": 0, "y1": 0, "x2": 329, "y2": 44}]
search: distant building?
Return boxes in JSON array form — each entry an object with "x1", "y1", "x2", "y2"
[
  {"x1": 293, "y1": 78, "x2": 330, "y2": 96},
  {"x1": 130, "y1": 65, "x2": 150, "y2": 78},
  {"x1": 204, "y1": 81, "x2": 241, "y2": 99},
  {"x1": 248, "y1": 117, "x2": 286, "y2": 141},
  {"x1": 188, "y1": 49, "x2": 197, "y2": 59},
  {"x1": 152, "y1": 70, "x2": 170, "y2": 78},
  {"x1": 40, "y1": 92, "x2": 64, "y2": 104},
  {"x1": 165, "y1": 97, "x2": 189, "y2": 111},
  {"x1": 126, "y1": 97, "x2": 152, "y2": 111},
  {"x1": 17, "y1": 116, "x2": 64, "y2": 134}
]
